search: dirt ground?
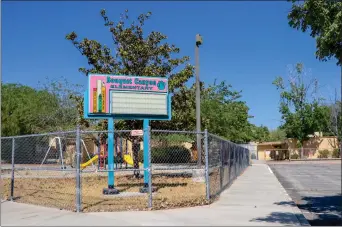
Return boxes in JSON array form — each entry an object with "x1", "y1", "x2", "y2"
[{"x1": 1, "y1": 173, "x2": 210, "y2": 212}]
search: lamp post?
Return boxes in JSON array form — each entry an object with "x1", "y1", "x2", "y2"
[{"x1": 195, "y1": 34, "x2": 203, "y2": 167}]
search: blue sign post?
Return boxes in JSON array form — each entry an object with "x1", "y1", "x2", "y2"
[
  {"x1": 84, "y1": 74, "x2": 171, "y2": 195},
  {"x1": 143, "y1": 119, "x2": 149, "y2": 186},
  {"x1": 106, "y1": 118, "x2": 116, "y2": 193}
]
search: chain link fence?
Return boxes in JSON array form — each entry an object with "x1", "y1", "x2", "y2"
[
  {"x1": 1, "y1": 131, "x2": 78, "y2": 211},
  {"x1": 150, "y1": 130, "x2": 208, "y2": 209},
  {"x1": 258, "y1": 148, "x2": 341, "y2": 161},
  {"x1": 207, "y1": 133, "x2": 250, "y2": 199},
  {"x1": 1, "y1": 128, "x2": 250, "y2": 212},
  {"x1": 289, "y1": 148, "x2": 341, "y2": 160}
]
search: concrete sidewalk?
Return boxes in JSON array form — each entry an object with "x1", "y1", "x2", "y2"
[{"x1": 1, "y1": 164, "x2": 310, "y2": 226}]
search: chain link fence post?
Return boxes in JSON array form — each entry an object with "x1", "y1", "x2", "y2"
[
  {"x1": 10, "y1": 138, "x2": 15, "y2": 201},
  {"x1": 204, "y1": 129, "x2": 210, "y2": 201},
  {"x1": 76, "y1": 125, "x2": 81, "y2": 212},
  {"x1": 147, "y1": 126, "x2": 153, "y2": 209}
]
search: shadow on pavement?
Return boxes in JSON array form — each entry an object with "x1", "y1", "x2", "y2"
[
  {"x1": 252, "y1": 194, "x2": 342, "y2": 226},
  {"x1": 296, "y1": 194, "x2": 341, "y2": 226},
  {"x1": 250, "y1": 212, "x2": 304, "y2": 225}
]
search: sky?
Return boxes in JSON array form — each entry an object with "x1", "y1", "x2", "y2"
[{"x1": 2, "y1": 1, "x2": 340, "y2": 130}]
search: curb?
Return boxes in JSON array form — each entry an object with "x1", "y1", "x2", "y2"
[
  {"x1": 283, "y1": 192, "x2": 311, "y2": 226},
  {"x1": 289, "y1": 158, "x2": 341, "y2": 161},
  {"x1": 266, "y1": 165, "x2": 311, "y2": 226}
]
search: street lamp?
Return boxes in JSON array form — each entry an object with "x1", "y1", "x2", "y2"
[{"x1": 195, "y1": 34, "x2": 203, "y2": 167}]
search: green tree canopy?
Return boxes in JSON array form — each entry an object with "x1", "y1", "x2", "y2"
[
  {"x1": 66, "y1": 9, "x2": 193, "y2": 130},
  {"x1": 288, "y1": 0, "x2": 342, "y2": 65},
  {"x1": 1, "y1": 79, "x2": 82, "y2": 137},
  {"x1": 1, "y1": 83, "x2": 58, "y2": 136},
  {"x1": 268, "y1": 128, "x2": 287, "y2": 142},
  {"x1": 273, "y1": 63, "x2": 329, "y2": 149},
  {"x1": 152, "y1": 80, "x2": 255, "y2": 143},
  {"x1": 201, "y1": 81, "x2": 253, "y2": 143},
  {"x1": 65, "y1": 9, "x2": 261, "y2": 144},
  {"x1": 249, "y1": 125, "x2": 270, "y2": 143},
  {"x1": 288, "y1": 0, "x2": 342, "y2": 154}
]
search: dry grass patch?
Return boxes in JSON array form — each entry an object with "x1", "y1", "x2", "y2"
[{"x1": 1, "y1": 173, "x2": 209, "y2": 212}]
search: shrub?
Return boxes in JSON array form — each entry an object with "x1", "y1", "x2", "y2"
[
  {"x1": 152, "y1": 134, "x2": 193, "y2": 146},
  {"x1": 318, "y1": 150, "x2": 330, "y2": 159},
  {"x1": 1, "y1": 139, "x2": 12, "y2": 164},
  {"x1": 290, "y1": 153, "x2": 299, "y2": 159},
  {"x1": 332, "y1": 149, "x2": 340, "y2": 158},
  {"x1": 139, "y1": 146, "x2": 191, "y2": 164}
]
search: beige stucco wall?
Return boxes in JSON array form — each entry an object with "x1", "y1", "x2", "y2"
[
  {"x1": 286, "y1": 137, "x2": 338, "y2": 150},
  {"x1": 257, "y1": 143, "x2": 288, "y2": 161},
  {"x1": 257, "y1": 136, "x2": 338, "y2": 160},
  {"x1": 286, "y1": 137, "x2": 338, "y2": 158}
]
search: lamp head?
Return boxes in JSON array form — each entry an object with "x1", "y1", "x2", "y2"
[{"x1": 196, "y1": 34, "x2": 203, "y2": 46}]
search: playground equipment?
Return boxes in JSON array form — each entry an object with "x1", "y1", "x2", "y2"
[
  {"x1": 98, "y1": 142, "x2": 108, "y2": 170},
  {"x1": 40, "y1": 137, "x2": 94, "y2": 170},
  {"x1": 40, "y1": 136, "x2": 65, "y2": 169},
  {"x1": 79, "y1": 135, "x2": 141, "y2": 171},
  {"x1": 123, "y1": 154, "x2": 142, "y2": 167},
  {"x1": 81, "y1": 155, "x2": 98, "y2": 170}
]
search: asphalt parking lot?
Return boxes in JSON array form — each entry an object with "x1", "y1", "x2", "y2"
[{"x1": 268, "y1": 161, "x2": 342, "y2": 226}]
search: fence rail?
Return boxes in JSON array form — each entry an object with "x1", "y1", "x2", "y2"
[{"x1": 1, "y1": 128, "x2": 250, "y2": 212}]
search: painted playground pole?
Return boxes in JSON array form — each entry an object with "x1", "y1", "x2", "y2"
[
  {"x1": 108, "y1": 118, "x2": 115, "y2": 188},
  {"x1": 143, "y1": 119, "x2": 149, "y2": 186}
]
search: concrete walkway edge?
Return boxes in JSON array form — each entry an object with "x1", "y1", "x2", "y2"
[
  {"x1": 266, "y1": 165, "x2": 310, "y2": 226},
  {"x1": 1, "y1": 163, "x2": 311, "y2": 226}
]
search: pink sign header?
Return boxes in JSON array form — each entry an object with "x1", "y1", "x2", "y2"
[
  {"x1": 88, "y1": 74, "x2": 168, "y2": 114},
  {"x1": 90, "y1": 74, "x2": 168, "y2": 93}
]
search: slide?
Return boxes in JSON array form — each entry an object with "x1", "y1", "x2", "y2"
[
  {"x1": 123, "y1": 154, "x2": 142, "y2": 166},
  {"x1": 81, "y1": 155, "x2": 99, "y2": 169}
]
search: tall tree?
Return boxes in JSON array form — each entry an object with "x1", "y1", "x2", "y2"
[
  {"x1": 288, "y1": 0, "x2": 342, "y2": 153},
  {"x1": 273, "y1": 63, "x2": 329, "y2": 156},
  {"x1": 154, "y1": 80, "x2": 255, "y2": 143},
  {"x1": 249, "y1": 125, "x2": 270, "y2": 143},
  {"x1": 288, "y1": 0, "x2": 342, "y2": 66},
  {"x1": 65, "y1": 9, "x2": 193, "y2": 130},
  {"x1": 37, "y1": 77, "x2": 86, "y2": 132},
  {"x1": 201, "y1": 81, "x2": 253, "y2": 143},
  {"x1": 1, "y1": 79, "x2": 84, "y2": 137},
  {"x1": 324, "y1": 96, "x2": 342, "y2": 147},
  {"x1": 1, "y1": 83, "x2": 58, "y2": 136},
  {"x1": 268, "y1": 128, "x2": 287, "y2": 142}
]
